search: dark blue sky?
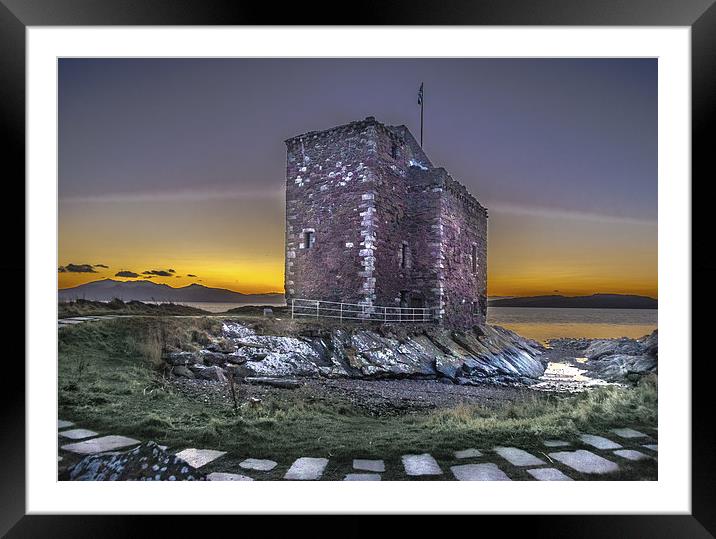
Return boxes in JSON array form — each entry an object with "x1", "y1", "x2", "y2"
[{"x1": 58, "y1": 58, "x2": 657, "y2": 296}]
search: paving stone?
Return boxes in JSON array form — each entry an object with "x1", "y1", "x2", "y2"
[
  {"x1": 61, "y1": 435, "x2": 141, "y2": 455},
  {"x1": 353, "y1": 459, "x2": 385, "y2": 472},
  {"x1": 613, "y1": 449, "x2": 650, "y2": 461},
  {"x1": 174, "y1": 448, "x2": 227, "y2": 469},
  {"x1": 59, "y1": 428, "x2": 98, "y2": 440},
  {"x1": 57, "y1": 420, "x2": 74, "y2": 430},
  {"x1": 543, "y1": 440, "x2": 570, "y2": 447},
  {"x1": 451, "y1": 463, "x2": 511, "y2": 481},
  {"x1": 207, "y1": 472, "x2": 253, "y2": 481},
  {"x1": 284, "y1": 457, "x2": 329, "y2": 480},
  {"x1": 454, "y1": 448, "x2": 482, "y2": 459},
  {"x1": 610, "y1": 428, "x2": 649, "y2": 439},
  {"x1": 239, "y1": 458, "x2": 277, "y2": 471},
  {"x1": 579, "y1": 434, "x2": 622, "y2": 450},
  {"x1": 549, "y1": 450, "x2": 619, "y2": 474},
  {"x1": 344, "y1": 473, "x2": 381, "y2": 481},
  {"x1": 402, "y1": 454, "x2": 442, "y2": 476},
  {"x1": 527, "y1": 467, "x2": 573, "y2": 481},
  {"x1": 494, "y1": 446, "x2": 545, "y2": 466},
  {"x1": 643, "y1": 444, "x2": 658, "y2": 452}
]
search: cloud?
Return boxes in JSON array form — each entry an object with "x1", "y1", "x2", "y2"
[
  {"x1": 142, "y1": 269, "x2": 173, "y2": 277},
  {"x1": 115, "y1": 270, "x2": 139, "y2": 278},
  {"x1": 58, "y1": 263, "x2": 97, "y2": 273},
  {"x1": 187, "y1": 274, "x2": 197, "y2": 277},
  {"x1": 60, "y1": 187, "x2": 285, "y2": 204},
  {"x1": 94, "y1": 264, "x2": 109, "y2": 268},
  {"x1": 489, "y1": 203, "x2": 657, "y2": 226},
  {"x1": 168, "y1": 269, "x2": 176, "y2": 273}
]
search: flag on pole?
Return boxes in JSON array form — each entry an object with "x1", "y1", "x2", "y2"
[{"x1": 418, "y1": 82, "x2": 424, "y2": 105}]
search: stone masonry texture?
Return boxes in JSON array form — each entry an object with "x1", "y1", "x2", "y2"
[{"x1": 284, "y1": 117, "x2": 488, "y2": 328}]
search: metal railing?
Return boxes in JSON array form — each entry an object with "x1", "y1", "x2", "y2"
[{"x1": 291, "y1": 298, "x2": 437, "y2": 323}]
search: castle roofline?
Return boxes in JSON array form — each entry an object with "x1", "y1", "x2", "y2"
[{"x1": 284, "y1": 116, "x2": 385, "y2": 145}]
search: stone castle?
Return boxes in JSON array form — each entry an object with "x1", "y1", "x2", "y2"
[{"x1": 284, "y1": 116, "x2": 488, "y2": 328}]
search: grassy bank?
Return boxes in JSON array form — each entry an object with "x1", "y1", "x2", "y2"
[
  {"x1": 58, "y1": 317, "x2": 657, "y2": 480},
  {"x1": 59, "y1": 299, "x2": 211, "y2": 318}
]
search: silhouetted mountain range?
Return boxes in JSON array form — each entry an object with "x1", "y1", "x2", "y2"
[
  {"x1": 488, "y1": 294, "x2": 657, "y2": 309},
  {"x1": 58, "y1": 279, "x2": 284, "y2": 304}
]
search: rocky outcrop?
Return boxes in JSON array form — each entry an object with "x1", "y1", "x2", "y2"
[
  {"x1": 164, "y1": 321, "x2": 546, "y2": 386},
  {"x1": 550, "y1": 330, "x2": 658, "y2": 383},
  {"x1": 67, "y1": 441, "x2": 205, "y2": 481}
]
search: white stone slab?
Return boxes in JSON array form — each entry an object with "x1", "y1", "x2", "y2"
[
  {"x1": 353, "y1": 459, "x2": 385, "y2": 472},
  {"x1": 527, "y1": 467, "x2": 573, "y2": 481},
  {"x1": 494, "y1": 447, "x2": 545, "y2": 466},
  {"x1": 454, "y1": 448, "x2": 482, "y2": 459},
  {"x1": 57, "y1": 420, "x2": 74, "y2": 430},
  {"x1": 642, "y1": 444, "x2": 658, "y2": 452},
  {"x1": 543, "y1": 440, "x2": 570, "y2": 447},
  {"x1": 579, "y1": 434, "x2": 622, "y2": 450},
  {"x1": 284, "y1": 457, "x2": 329, "y2": 480},
  {"x1": 207, "y1": 472, "x2": 253, "y2": 481},
  {"x1": 61, "y1": 435, "x2": 140, "y2": 455},
  {"x1": 402, "y1": 454, "x2": 442, "y2": 476},
  {"x1": 613, "y1": 449, "x2": 650, "y2": 461},
  {"x1": 549, "y1": 450, "x2": 619, "y2": 474},
  {"x1": 175, "y1": 448, "x2": 227, "y2": 469},
  {"x1": 239, "y1": 458, "x2": 277, "y2": 471},
  {"x1": 59, "y1": 428, "x2": 98, "y2": 440},
  {"x1": 451, "y1": 463, "x2": 511, "y2": 481},
  {"x1": 610, "y1": 428, "x2": 649, "y2": 439},
  {"x1": 344, "y1": 473, "x2": 381, "y2": 481}
]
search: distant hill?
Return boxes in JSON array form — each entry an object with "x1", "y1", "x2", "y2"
[
  {"x1": 58, "y1": 279, "x2": 285, "y2": 304},
  {"x1": 488, "y1": 294, "x2": 657, "y2": 309}
]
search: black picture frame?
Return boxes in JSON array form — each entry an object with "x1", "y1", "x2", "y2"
[{"x1": 3, "y1": 0, "x2": 711, "y2": 535}]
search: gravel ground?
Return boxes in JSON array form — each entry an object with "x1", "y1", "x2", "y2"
[{"x1": 171, "y1": 376, "x2": 537, "y2": 416}]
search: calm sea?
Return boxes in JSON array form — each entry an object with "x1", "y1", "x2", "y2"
[
  {"x1": 177, "y1": 302, "x2": 657, "y2": 343},
  {"x1": 487, "y1": 307, "x2": 657, "y2": 343}
]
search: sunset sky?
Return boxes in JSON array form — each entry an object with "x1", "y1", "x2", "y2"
[{"x1": 58, "y1": 58, "x2": 657, "y2": 298}]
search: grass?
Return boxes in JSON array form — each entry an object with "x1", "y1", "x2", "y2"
[
  {"x1": 59, "y1": 298, "x2": 211, "y2": 318},
  {"x1": 58, "y1": 317, "x2": 658, "y2": 480}
]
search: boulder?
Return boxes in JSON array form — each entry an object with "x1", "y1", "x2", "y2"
[
  {"x1": 171, "y1": 365, "x2": 195, "y2": 379},
  {"x1": 164, "y1": 351, "x2": 196, "y2": 366},
  {"x1": 67, "y1": 441, "x2": 205, "y2": 481},
  {"x1": 198, "y1": 365, "x2": 228, "y2": 383},
  {"x1": 200, "y1": 351, "x2": 230, "y2": 366}
]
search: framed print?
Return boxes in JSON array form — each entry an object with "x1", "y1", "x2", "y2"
[{"x1": 4, "y1": 0, "x2": 713, "y2": 535}]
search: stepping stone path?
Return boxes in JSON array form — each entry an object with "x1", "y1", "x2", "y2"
[
  {"x1": 59, "y1": 428, "x2": 98, "y2": 440},
  {"x1": 527, "y1": 467, "x2": 573, "y2": 481},
  {"x1": 549, "y1": 450, "x2": 619, "y2": 474},
  {"x1": 344, "y1": 473, "x2": 381, "y2": 481},
  {"x1": 62, "y1": 435, "x2": 140, "y2": 455},
  {"x1": 454, "y1": 448, "x2": 482, "y2": 459},
  {"x1": 239, "y1": 458, "x2": 277, "y2": 471},
  {"x1": 353, "y1": 459, "x2": 385, "y2": 473},
  {"x1": 613, "y1": 449, "x2": 650, "y2": 461},
  {"x1": 402, "y1": 454, "x2": 442, "y2": 476},
  {"x1": 207, "y1": 472, "x2": 253, "y2": 481},
  {"x1": 284, "y1": 457, "x2": 328, "y2": 480},
  {"x1": 610, "y1": 428, "x2": 648, "y2": 439},
  {"x1": 643, "y1": 444, "x2": 658, "y2": 452},
  {"x1": 579, "y1": 434, "x2": 622, "y2": 450},
  {"x1": 174, "y1": 448, "x2": 227, "y2": 469},
  {"x1": 451, "y1": 463, "x2": 511, "y2": 481},
  {"x1": 58, "y1": 420, "x2": 74, "y2": 430},
  {"x1": 494, "y1": 447, "x2": 545, "y2": 467},
  {"x1": 543, "y1": 440, "x2": 570, "y2": 448}
]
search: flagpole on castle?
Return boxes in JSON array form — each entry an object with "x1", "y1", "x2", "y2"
[{"x1": 418, "y1": 82, "x2": 424, "y2": 147}]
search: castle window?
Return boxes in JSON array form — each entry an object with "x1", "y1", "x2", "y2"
[
  {"x1": 471, "y1": 244, "x2": 478, "y2": 273},
  {"x1": 391, "y1": 143, "x2": 398, "y2": 159},
  {"x1": 400, "y1": 242, "x2": 410, "y2": 269},
  {"x1": 304, "y1": 231, "x2": 315, "y2": 249}
]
